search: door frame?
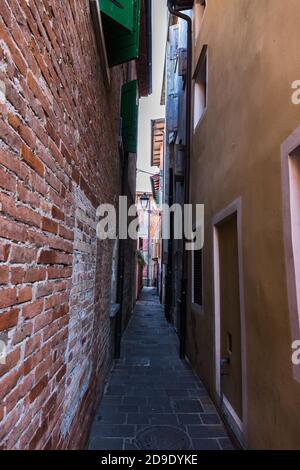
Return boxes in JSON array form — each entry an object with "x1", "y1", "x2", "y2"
[
  {"x1": 212, "y1": 197, "x2": 248, "y2": 445},
  {"x1": 281, "y1": 127, "x2": 300, "y2": 383}
]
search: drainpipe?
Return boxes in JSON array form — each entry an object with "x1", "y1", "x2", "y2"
[
  {"x1": 115, "y1": 151, "x2": 126, "y2": 359},
  {"x1": 167, "y1": 1, "x2": 192, "y2": 359}
]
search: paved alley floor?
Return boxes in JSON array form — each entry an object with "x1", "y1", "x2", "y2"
[{"x1": 88, "y1": 288, "x2": 234, "y2": 451}]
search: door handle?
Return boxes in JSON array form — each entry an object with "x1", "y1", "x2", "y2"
[
  {"x1": 220, "y1": 356, "x2": 230, "y2": 376},
  {"x1": 221, "y1": 356, "x2": 230, "y2": 367}
]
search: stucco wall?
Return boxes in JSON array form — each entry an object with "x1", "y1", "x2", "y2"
[{"x1": 188, "y1": 0, "x2": 300, "y2": 449}]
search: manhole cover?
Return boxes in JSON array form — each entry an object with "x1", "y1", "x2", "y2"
[{"x1": 135, "y1": 426, "x2": 191, "y2": 450}]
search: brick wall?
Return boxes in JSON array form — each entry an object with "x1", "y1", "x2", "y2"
[{"x1": 0, "y1": 0, "x2": 129, "y2": 449}]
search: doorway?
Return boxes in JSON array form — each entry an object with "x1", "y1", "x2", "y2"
[{"x1": 213, "y1": 198, "x2": 247, "y2": 445}]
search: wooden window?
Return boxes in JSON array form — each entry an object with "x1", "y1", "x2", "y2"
[
  {"x1": 120, "y1": 80, "x2": 139, "y2": 153},
  {"x1": 101, "y1": 0, "x2": 141, "y2": 67}
]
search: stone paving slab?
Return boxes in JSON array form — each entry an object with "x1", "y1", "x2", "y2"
[{"x1": 88, "y1": 288, "x2": 234, "y2": 451}]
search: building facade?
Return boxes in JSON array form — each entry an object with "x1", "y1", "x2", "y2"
[
  {"x1": 0, "y1": 0, "x2": 151, "y2": 449},
  {"x1": 164, "y1": 0, "x2": 300, "y2": 449}
]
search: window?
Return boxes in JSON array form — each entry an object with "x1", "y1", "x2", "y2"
[
  {"x1": 120, "y1": 80, "x2": 138, "y2": 153},
  {"x1": 91, "y1": 0, "x2": 140, "y2": 70},
  {"x1": 101, "y1": 0, "x2": 141, "y2": 67},
  {"x1": 192, "y1": 248, "x2": 203, "y2": 306},
  {"x1": 194, "y1": 0, "x2": 207, "y2": 41},
  {"x1": 193, "y1": 45, "x2": 208, "y2": 130}
]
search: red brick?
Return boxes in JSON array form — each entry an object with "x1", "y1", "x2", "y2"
[
  {"x1": 45, "y1": 169, "x2": 61, "y2": 193},
  {"x1": 42, "y1": 391, "x2": 57, "y2": 420},
  {"x1": 0, "y1": 308, "x2": 19, "y2": 331},
  {"x1": 21, "y1": 144, "x2": 45, "y2": 177},
  {"x1": 42, "y1": 217, "x2": 58, "y2": 235},
  {"x1": 48, "y1": 237, "x2": 73, "y2": 254},
  {"x1": 10, "y1": 245, "x2": 36, "y2": 264},
  {"x1": 0, "y1": 348, "x2": 21, "y2": 378},
  {"x1": 0, "y1": 288, "x2": 17, "y2": 309},
  {"x1": 44, "y1": 292, "x2": 65, "y2": 310},
  {"x1": 10, "y1": 267, "x2": 25, "y2": 285},
  {"x1": 0, "y1": 119, "x2": 22, "y2": 153},
  {"x1": 45, "y1": 121, "x2": 59, "y2": 146},
  {"x1": 38, "y1": 250, "x2": 72, "y2": 266},
  {"x1": 55, "y1": 365, "x2": 66, "y2": 384},
  {"x1": 27, "y1": 71, "x2": 52, "y2": 118},
  {"x1": 0, "y1": 149, "x2": 21, "y2": 177},
  {"x1": 0, "y1": 192, "x2": 17, "y2": 218},
  {"x1": 29, "y1": 418, "x2": 48, "y2": 450},
  {"x1": 47, "y1": 266, "x2": 72, "y2": 279},
  {"x1": 24, "y1": 268, "x2": 46, "y2": 283},
  {"x1": 17, "y1": 183, "x2": 41, "y2": 209},
  {"x1": 8, "y1": 113, "x2": 36, "y2": 150},
  {"x1": 58, "y1": 225, "x2": 74, "y2": 241},
  {"x1": 13, "y1": 322, "x2": 33, "y2": 344},
  {"x1": 5, "y1": 373, "x2": 34, "y2": 414},
  {"x1": 52, "y1": 206, "x2": 64, "y2": 221},
  {"x1": 24, "y1": 334, "x2": 41, "y2": 358},
  {"x1": 0, "y1": 242, "x2": 10, "y2": 262},
  {"x1": 16, "y1": 205, "x2": 41, "y2": 228},
  {"x1": 33, "y1": 310, "x2": 51, "y2": 332},
  {"x1": 22, "y1": 300, "x2": 43, "y2": 320},
  {"x1": 53, "y1": 304, "x2": 69, "y2": 322},
  {"x1": 29, "y1": 375, "x2": 48, "y2": 403},
  {"x1": 6, "y1": 82, "x2": 26, "y2": 119},
  {"x1": 0, "y1": 166, "x2": 17, "y2": 193},
  {"x1": 0, "y1": 266, "x2": 9, "y2": 285},
  {"x1": 0, "y1": 369, "x2": 21, "y2": 401},
  {"x1": 35, "y1": 283, "x2": 52, "y2": 301},
  {"x1": 17, "y1": 286, "x2": 32, "y2": 304},
  {"x1": 0, "y1": 27, "x2": 27, "y2": 76},
  {"x1": 0, "y1": 216, "x2": 28, "y2": 243}
]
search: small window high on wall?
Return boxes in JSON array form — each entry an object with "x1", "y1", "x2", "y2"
[{"x1": 193, "y1": 45, "x2": 208, "y2": 130}]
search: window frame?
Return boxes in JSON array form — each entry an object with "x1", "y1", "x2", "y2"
[{"x1": 193, "y1": 45, "x2": 208, "y2": 132}]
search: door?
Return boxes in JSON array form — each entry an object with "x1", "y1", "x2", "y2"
[{"x1": 218, "y1": 213, "x2": 243, "y2": 421}]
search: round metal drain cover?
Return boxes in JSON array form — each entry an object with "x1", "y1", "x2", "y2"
[{"x1": 135, "y1": 426, "x2": 191, "y2": 450}]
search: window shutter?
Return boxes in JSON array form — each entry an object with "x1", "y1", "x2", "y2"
[
  {"x1": 193, "y1": 249, "x2": 203, "y2": 306},
  {"x1": 121, "y1": 80, "x2": 138, "y2": 153},
  {"x1": 99, "y1": 0, "x2": 134, "y2": 32},
  {"x1": 101, "y1": 0, "x2": 141, "y2": 67}
]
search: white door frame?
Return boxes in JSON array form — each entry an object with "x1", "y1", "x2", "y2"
[
  {"x1": 281, "y1": 127, "x2": 300, "y2": 384},
  {"x1": 212, "y1": 197, "x2": 248, "y2": 445}
]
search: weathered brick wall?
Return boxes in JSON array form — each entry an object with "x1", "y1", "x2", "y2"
[{"x1": 0, "y1": 0, "x2": 127, "y2": 449}]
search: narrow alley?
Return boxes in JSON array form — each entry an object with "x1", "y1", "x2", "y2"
[
  {"x1": 89, "y1": 288, "x2": 233, "y2": 451},
  {"x1": 1, "y1": 0, "x2": 300, "y2": 454}
]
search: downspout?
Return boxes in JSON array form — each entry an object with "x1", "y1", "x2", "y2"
[
  {"x1": 167, "y1": 1, "x2": 192, "y2": 359},
  {"x1": 115, "y1": 151, "x2": 126, "y2": 359}
]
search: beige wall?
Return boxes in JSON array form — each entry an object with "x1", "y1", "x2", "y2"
[{"x1": 187, "y1": 0, "x2": 300, "y2": 449}]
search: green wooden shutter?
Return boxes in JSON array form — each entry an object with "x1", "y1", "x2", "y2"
[
  {"x1": 121, "y1": 80, "x2": 138, "y2": 153},
  {"x1": 101, "y1": 0, "x2": 141, "y2": 67},
  {"x1": 99, "y1": 0, "x2": 134, "y2": 32}
]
